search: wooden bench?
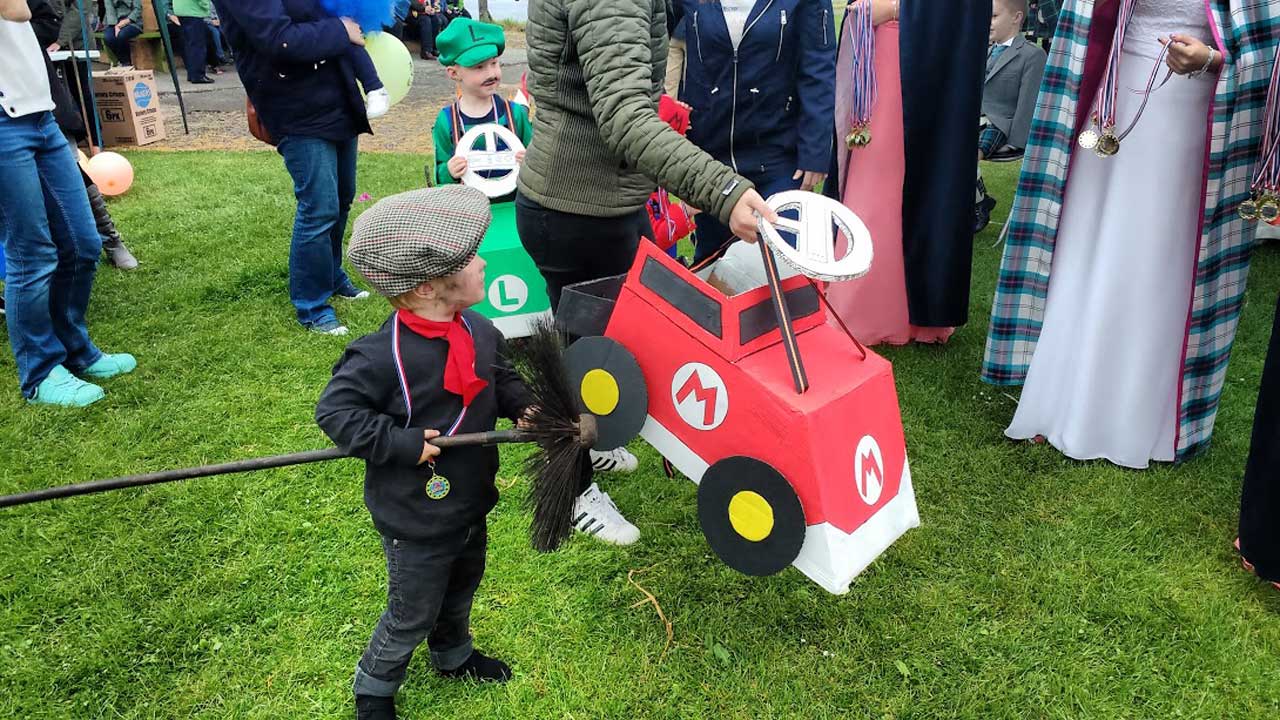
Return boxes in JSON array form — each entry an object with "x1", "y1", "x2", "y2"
[{"x1": 94, "y1": 31, "x2": 169, "y2": 72}]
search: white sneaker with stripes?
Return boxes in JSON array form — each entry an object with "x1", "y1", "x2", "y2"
[
  {"x1": 589, "y1": 447, "x2": 639, "y2": 473},
  {"x1": 571, "y1": 483, "x2": 640, "y2": 546}
]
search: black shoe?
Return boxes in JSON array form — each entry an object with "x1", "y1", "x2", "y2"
[
  {"x1": 189, "y1": 76, "x2": 215, "y2": 84},
  {"x1": 438, "y1": 650, "x2": 512, "y2": 683},
  {"x1": 974, "y1": 195, "x2": 998, "y2": 234},
  {"x1": 354, "y1": 694, "x2": 396, "y2": 720}
]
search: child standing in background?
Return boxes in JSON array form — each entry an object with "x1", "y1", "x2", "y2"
[{"x1": 430, "y1": 18, "x2": 532, "y2": 197}]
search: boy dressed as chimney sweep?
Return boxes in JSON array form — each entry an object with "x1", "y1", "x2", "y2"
[{"x1": 316, "y1": 186, "x2": 534, "y2": 720}]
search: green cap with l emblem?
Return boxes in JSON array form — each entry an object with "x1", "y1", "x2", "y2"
[{"x1": 437, "y1": 18, "x2": 506, "y2": 68}]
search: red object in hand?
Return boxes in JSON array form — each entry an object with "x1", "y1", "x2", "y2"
[
  {"x1": 648, "y1": 190, "x2": 696, "y2": 251},
  {"x1": 647, "y1": 95, "x2": 696, "y2": 249},
  {"x1": 658, "y1": 94, "x2": 692, "y2": 136}
]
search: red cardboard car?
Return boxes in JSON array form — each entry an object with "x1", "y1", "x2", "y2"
[{"x1": 559, "y1": 240, "x2": 919, "y2": 594}]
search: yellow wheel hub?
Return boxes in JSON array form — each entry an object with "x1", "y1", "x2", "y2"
[
  {"x1": 581, "y1": 369, "x2": 620, "y2": 416},
  {"x1": 727, "y1": 491, "x2": 774, "y2": 542}
]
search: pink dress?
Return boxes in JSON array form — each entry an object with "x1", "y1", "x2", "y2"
[{"x1": 827, "y1": 21, "x2": 954, "y2": 346}]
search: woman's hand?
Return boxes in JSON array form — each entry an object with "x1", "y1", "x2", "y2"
[
  {"x1": 1159, "y1": 34, "x2": 1221, "y2": 75},
  {"x1": 793, "y1": 170, "x2": 827, "y2": 193},
  {"x1": 849, "y1": 0, "x2": 897, "y2": 26},
  {"x1": 342, "y1": 17, "x2": 365, "y2": 46},
  {"x1": 729, "y1": 188, "x2": 779, "y2": 243}
]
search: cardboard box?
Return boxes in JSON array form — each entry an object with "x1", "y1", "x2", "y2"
[{"x1": 91, "y1": 69, "x2": 166, "y2": 147}]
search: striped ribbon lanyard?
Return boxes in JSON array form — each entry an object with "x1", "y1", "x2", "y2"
[
  {"x1": 392, "y1": 314, "x2": 474, "y2": 443},
  {"x1": 1077, "y1": 0, "x2": 1178, "y2": 158},
  {"x1": 1240, "y1": 51, "x2": 1280, "y2": 224},
  {"x1": 844, "y1": 0, "x2": 877, "y2": 149}
]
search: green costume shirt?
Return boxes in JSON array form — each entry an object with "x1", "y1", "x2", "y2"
[{"x1": 431, "y1": 98, "x2": 533, "y2": 187}]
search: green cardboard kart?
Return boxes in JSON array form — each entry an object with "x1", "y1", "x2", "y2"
[{"x1": 474, "y1": 202, "x2": 551, "y2": 338}]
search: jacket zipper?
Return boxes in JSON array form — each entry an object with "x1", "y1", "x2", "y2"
[
  {"x1": 776, "y1": 10, "x2": 786, "y2": 62},
  {"x1": 729, "y1": 0, "x2": 778, "y2": 172},
  {"x1": 694, "y1": 11, "x2": 704, "y2": 63},
  {"x1": 822, "y1": 8, "x2": 828, "y2": 46}
]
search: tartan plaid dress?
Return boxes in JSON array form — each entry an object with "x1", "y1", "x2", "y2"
[{"x1": 982, "y1": 0, "x2": 1280, "y2": 462}]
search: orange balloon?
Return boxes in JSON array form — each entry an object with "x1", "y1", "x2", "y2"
[{"x1": 85, "y1": 151, "x2": 134, "y2": 196}]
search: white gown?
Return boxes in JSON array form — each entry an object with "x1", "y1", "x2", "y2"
[{"x1": 1005, "y1": 0, "x2": 1216, "y2": 468}]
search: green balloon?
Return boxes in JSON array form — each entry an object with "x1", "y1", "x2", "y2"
[{"x1": 362, "y1": 32, "x2": 414, "y2": 107}]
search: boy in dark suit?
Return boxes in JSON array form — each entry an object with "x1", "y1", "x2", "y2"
[{"x1": 974, "y1": 0, "x2": 1046, "y2": 233}]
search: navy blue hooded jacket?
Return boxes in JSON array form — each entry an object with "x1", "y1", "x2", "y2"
[
  {"x1": 213, "y1": 0, "x2": 371, "y2": 142},
  {"x1": 673, "y1": 0, "x2": 835, "y2": 178}
]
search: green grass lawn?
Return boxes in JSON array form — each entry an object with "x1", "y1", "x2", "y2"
[{"x1": 2, "y1": 152, "x2": 1279, "y2": 719}]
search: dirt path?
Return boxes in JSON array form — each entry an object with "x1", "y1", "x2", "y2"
[{"x1": 139, "y1": 33, "x2": 527, "y2": 154}]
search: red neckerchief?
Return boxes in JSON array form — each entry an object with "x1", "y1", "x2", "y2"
[{"x1": 396, "y1": 309, "x2": 488, "y2": 406}]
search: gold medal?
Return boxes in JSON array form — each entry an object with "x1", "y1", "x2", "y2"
[
  {"x1": 1077, "y1": 128, "x2": 1100, "y2": 151},
  {"x1": 1239, "y1": 198, "x2": 1260, "y2": 221},
  {"x1": 425, "y1": 474, "x2": 451, "y2": 500},
  {"x1": 1095, "y1": 131, "x2": 1121, "y2": 158},
  {"x1": 845, "y1": 126, "x2": 871, "y2": 149},
  {"x1": 1260, "y1": 194, "x2": 1280, "y2": 224}
]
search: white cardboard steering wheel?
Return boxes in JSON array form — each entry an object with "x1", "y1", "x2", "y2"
[
  {"x1": 454, "y1": 123, "x2": 525, "y2": 199},
  {"x1": 756, "y1": 190, "x2": 873, "y2": 281}
]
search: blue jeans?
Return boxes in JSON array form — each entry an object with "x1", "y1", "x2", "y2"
[
  {"x1": 692, "y1": 171, "x2": 802, "y2": 264},
  {"x1": 103, "y1": 23, "x2": 143, "y2": 66},
  {"x1": 353, "y1": 523, "x2": 487, "y2": 696},
  {"x1": 277, "y1": 135, "x2": 358, "y2": 328},
  {"x1": 0, "y1": 112, "x2": 103, "y2": 398}
]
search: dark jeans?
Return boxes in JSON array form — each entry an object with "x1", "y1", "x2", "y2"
[
  {"x1": 277, "y1": 135, "x2": 359, "y2": 328},
  {"x1": 103, "y1": 23, "x2": 143, "y2": 66},
  {"x1": 1240, "y1": 292, "x2": 1280, "y2": 583},
  {"x1": 415, "y1": 12, "x2": 446, "y2": 55},
  {"x1": 353, "y1": 523, "x2": 487, "y2": 697},
  {"x1": 692, "y1": 170, "x2": 801, "y2": 263},
  {"x1": 177, "y1": 16, "x2": 209, "y2": 81},
  {"x1": 0, "y1": 112, "x2": 103, "y2": 397}
]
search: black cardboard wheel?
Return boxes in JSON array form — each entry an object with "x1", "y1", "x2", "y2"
[
  {"x1": 697, "y1": 456, "x2": 805, "y2": 577},
  {"x1": 564, "y1": 337, "x2": 648, "y2": 451}
]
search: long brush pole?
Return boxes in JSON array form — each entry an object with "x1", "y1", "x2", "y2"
[{"x1": 0, "y1": 429, "x2": 534, "y2": 510}]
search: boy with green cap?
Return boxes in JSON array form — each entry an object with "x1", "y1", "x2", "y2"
[{"x1": 430, "y1": 18, "x2": 532, "y2": 193}]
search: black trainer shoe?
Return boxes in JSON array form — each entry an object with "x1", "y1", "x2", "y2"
[
  {"x1": 355, "y1": 694, "x2": 397, "y2": 720},
  {"x1": 974, "y1": 195, "x2": 998, "y2": 234},
  {"x1": 438, "y1": 650, "x2": 512, "y2": 683}
]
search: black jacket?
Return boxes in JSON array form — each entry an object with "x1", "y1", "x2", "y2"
[
  {"x1": 212, "y1": 0, "x2": 370, "y2": 142},
  {"x1": 316, "y1": 311, "x2": 533, "y2": 541}
]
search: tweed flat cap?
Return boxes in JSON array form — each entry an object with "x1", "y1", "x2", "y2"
[{"x1": 348, "y1": 186, "x2": 492, "y2": 297}]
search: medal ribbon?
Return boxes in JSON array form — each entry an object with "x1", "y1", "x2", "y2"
[
  {"x1": 1093, "y1": 0, "x2": 1140, "y2": 133},
  {"x1": 846, "y1": 0, "x2": 876, "y2": 133},
  {"x1": 392, "y1": 314, "x2": 473, "y2": 439},
  {"x1": 1251, "y1": 52, "x2": 1280, "y2": 195}
]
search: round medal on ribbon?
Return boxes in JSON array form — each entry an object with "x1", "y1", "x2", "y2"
[{"x1": 425, "y1": 475, "x2": 451, "y2": 501}]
